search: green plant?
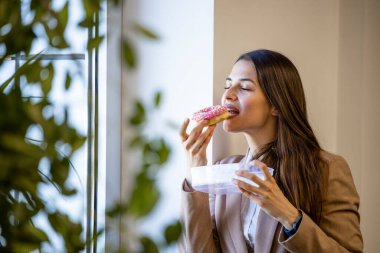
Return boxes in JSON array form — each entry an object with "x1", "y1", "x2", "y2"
[
  {"x1": 1, "y1": 0, "x2": 182, "y2": 252},
  {"x1": 0, "y1": 84, "x2": 86, "y2": 252},
  {"x1": 106, "y1": 92, "x2": 182, "y2": 253},
  {"x1": 0, "y1": 0, "x2": 99, "y2": 251}
]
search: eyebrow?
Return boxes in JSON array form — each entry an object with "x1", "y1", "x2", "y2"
[{"x1": 225, "y1": 77, "x2": 255, "y2": 84}]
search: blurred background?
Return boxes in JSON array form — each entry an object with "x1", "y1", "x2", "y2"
[{"x1": 1, "y1": 0, "x2": 379, "y2": 252}]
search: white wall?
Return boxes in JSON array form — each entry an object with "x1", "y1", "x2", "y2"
[
  {"x1": 213, "y1": 0, "x2": 380, "y2": 252},
  {"x1": 351, "y1": 1, "x2": 380, "y2": 252},
  {"x1": 213, "y1": 0, "x2": 339, "y2": 160}
]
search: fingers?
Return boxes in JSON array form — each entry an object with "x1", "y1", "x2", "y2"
[
  {"x1": 233, "y1": 177, "x2": 267, "y2": 195},
  {"x1": 190, "y1": 124, "x2": 215, "y2": 154},
  {"x1": 239, "y1": 187, "x2": 262, "y2": 201},
  {"x1": 179, "y1": 118, "x2": 207, "y2": 143},
  {"x1": 233, "y1": 159, "x2": 275, "y2": 200},
  {"x1": 184, "y1": 120, "x2": 210, "y2": 148},
  {"x1": 180, "y1": 117, "x2": 215, "y2": 155},
  {"x1": 179, "y1": 118, "x2": 190, "y2": 142},
  {"x1": 252, "y1": 160, "x2": 274, "y2": 182},
  {"x1": 235, "y1": 170, "x2": 267, "y2": 188}
]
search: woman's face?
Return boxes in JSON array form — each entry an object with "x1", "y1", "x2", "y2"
[{"x1": 221, "y1": 59, "x2": 277, "y2": 134}]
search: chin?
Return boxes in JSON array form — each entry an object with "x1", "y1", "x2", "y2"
[{"x1": 222, "y1": 121, "x2": 240, "y2": 133}]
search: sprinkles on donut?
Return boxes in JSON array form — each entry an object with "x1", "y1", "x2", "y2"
[{"x1": 192, "y1": 105, "x2": 230, "y2": 126}]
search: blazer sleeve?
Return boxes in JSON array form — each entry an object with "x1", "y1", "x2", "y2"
[
  {"x1": 278, "y1": 155, "x2": 363, "y2": 252},
  {"x1": 179, "y1": 155, "x2": 245, "y2": 252},
  {"x1": 179, "y1": 181, "x2": 219, "y2": 253}
]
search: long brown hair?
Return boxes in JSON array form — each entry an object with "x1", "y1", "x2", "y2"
[{"x1": 238, "y1": 49, "x2": 326, "y2": 223}]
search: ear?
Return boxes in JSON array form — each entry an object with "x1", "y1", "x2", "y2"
[{"x1": 271, "y1": 107, "x2": 279, "y2": 116}]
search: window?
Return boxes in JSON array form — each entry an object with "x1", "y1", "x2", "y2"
[{"x1": 0, "y1": 1, "x2": 106, "y2": 252}]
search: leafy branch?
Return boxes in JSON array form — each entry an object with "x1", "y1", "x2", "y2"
[
  {"x1": 1, "y1": 0, "x2": 182, "y2": 252},
  {"x1": 106, "y1": 92, "x2": 182, "y2": 253}
]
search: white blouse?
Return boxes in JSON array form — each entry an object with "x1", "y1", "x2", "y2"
[
  {"x1": 209, "y1": 193, "x2": 259, "y2": 251},
  {"x1": 241, "y1": 195, "x2": 260, "y2": 250}
]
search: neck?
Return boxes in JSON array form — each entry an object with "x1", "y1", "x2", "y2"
[
  {"x1": 243, "y1": 121, "x2": 277, "y2": 156},
  {"x1": 244, "y1": 134, "x2": 273, "y2": 156}
]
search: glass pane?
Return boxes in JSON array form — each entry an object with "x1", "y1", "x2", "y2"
[
  {"x1": 21, "y1": 1, "x2": 88, "y2": 252},
  {"x1": 0, "y1": 0, "x2": 106, "y2": 251},
  {"x1": 1, "y1": 0, "x2": 108, "y2": 250},
  {"x1": 23, "y1": 57, "x2": 87, "y2": 252}
]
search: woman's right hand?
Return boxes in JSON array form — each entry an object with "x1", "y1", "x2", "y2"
[{"x1": 179, "y1": 118, "x2": 216, "y2": 183}]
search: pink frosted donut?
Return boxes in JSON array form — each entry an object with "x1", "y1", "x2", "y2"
[{"x1": 192, "y1": 105, "x2": 229, "y2": 126}]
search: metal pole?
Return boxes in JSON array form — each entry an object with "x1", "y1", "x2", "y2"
[
  {"x1": 86, "y1": 17, "x2": 94, "y2": 253},
  {"x1": 93, "y1": 8, "x2": 100, "y2": 253}
]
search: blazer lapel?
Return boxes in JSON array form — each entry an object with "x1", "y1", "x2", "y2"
[
  {"x1": 254, "y1": 210, "x2": 279, "y2": 253},
  {"x1": 224, "y1": 149, "x2": 251, "y2": 252},
  {"x1": 214, "y1": 148, "x2": 254, "y2": 252}
]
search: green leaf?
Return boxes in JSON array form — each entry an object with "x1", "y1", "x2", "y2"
[
  {"x1": 81, "y1": 0, "x2": 101, "y2": 18},
  {"x1": 14, "y1": 176, "x2": 39, "y2": 195},
  {"x1": 64, "y1": 72, "x2": 72, "y2": 90},
  {"x1": 106, "y1": 202, "x2": 128, "y2": 218},
  {"x1": 61, "y1": 187, "x2": 77, "y2": 196},
  {"x1": 22, "y1": 222, "x2": 49, "y2": 243},
  {"x1": 133, "y1": 23, "x2": 159, "y2": 40},
  {"x1": 13, "y1": 202, "x2": 30, "y2": 222},
  {"x1": 139, "y1": 236, "x2": 159, "y2": 253},
  {"x1": 0, "y1": 24, "x2": 36, "y2": 64},
  {"x1": 0, "y1": 133, "x2": 42, "y2": 157},
  {"x1": 41, "y1": 19, "x2": 69, "y2": 49},
  {"x1": 70, "y1": 134, "x2": 86, "y2": 152},
  {"x1": 57, "y1": 2, "x2": 69, "y2": 30},
  {"x1": 122, "y1": 39, "x2": 136, "y2": 69},
  {"x1": 11, "y1": 242, "x2": 41, "y2": 253},
  {"x1": 129, "y1": 135, "x2": 145, "y2": 147},
  {"x1": 87, "y1": 35, "x2": 104, "y2": 51},
  {"x1": 48, "y1": 212, "x2": 85, "y2": 252},
  {"x1": 24, "y1": 102, "x2": 45, "y2": 125},
  {"x1": 50, "y1": 157, "x2": 70, "y2": 187},
  {"x1": 127, "y1": 171, "x2": 160, "y2": 218},
  {"x1": 40, "y1": 63, "x2": 54, "y2": 96},
  {"x1": 164, "y1": 221, "x2": 182, "y2": 245},
  {"x1": 154, "y1": 91, "x2": 162, "y2": 108},
  {"x1": 129, "y1": 100, "x2": 146, "y2": 126},
  {"x1": 78, "y1": 18, "x2": 95, "y2": 28},
  {"x1": 24, "y1": 60, "x2": 43, "y2": 84},
  {"x1": 157, "y1": 138, "x2": 171, "y2": 165}
]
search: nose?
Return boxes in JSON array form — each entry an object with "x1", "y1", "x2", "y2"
[{"x1": 222, "y1": 86, "x2": 238, "y2": 103}]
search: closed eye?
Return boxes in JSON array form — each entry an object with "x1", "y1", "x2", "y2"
[
  {"x1": 224, "y1": 80, "x2": 232, "y2": 89},
  {"x1": 224, "y1": 78, "x2": 255, "y2": 91}
]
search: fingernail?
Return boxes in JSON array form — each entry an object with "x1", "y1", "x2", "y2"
[{"x1": 232, "y1": 179, "x2": 238, "y2": 185}]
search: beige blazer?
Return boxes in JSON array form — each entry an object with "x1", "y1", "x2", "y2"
[{"x1": 180, "y1": 151, "x2": 363, "y2": 253}]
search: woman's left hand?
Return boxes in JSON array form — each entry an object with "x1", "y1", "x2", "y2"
[{"x1": 233, "y1": 160, "x2": 300, "y2": 229}]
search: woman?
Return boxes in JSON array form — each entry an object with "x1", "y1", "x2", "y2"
[{"x1": 179, "y1": 49, "x2": 363, "y2": 253}]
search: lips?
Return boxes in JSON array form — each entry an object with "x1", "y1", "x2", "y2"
[{"x1": 224, "y1": 103, "x2": 240, "y2": 117}]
